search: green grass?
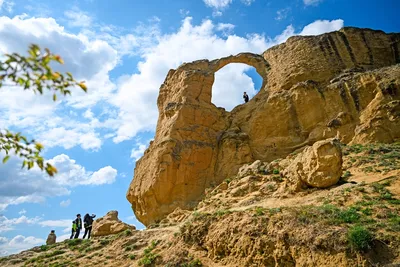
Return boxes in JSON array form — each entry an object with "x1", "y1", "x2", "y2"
[
  {"x1": 296, "y1": 205, "x2": 361, "y2": 225},
  {"x1": 213, "y1": 209, "x2": 232, "y2": 217},
  {"x1": 342, "y1": 170, "x2": 352, "y2": 179},
  {"x1": 138, "y1": 240, "x2": 160, "y2": 266},
  {"x1": 182, "y1": 258, "x2": 203, "y2": 267},
  {"x1": 100, "y1": 239, "x2": 110, "y2": 246},
  {"x1": 254, "y1": 207, "x2": 266, "y2": 216},
  {"x1": 347, "y1": 226, "x2": 373, "y2": 251},
  {"x1": 67, "y1": 238, "x2": 82, "y2": 247}
]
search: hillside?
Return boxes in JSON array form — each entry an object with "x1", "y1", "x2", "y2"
[{"x1": 1, "y1": 142, "x2": 400, "y2": 266}]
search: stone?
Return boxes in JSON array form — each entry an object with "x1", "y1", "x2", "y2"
[
  {"x1": 237, "y1": 160, "x2": 265, "y2": 178},
  {"x1": 283, "y1": 139, "x2": 343, "y2": 189},
  {"x1": 92, "y1": 211, "x2": 136, "y2": 237},
  {"x1": 127, "y1": 27, "x2": 400, "y2": 226}
]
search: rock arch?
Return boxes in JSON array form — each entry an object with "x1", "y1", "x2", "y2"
[
  {"x1": 129, "y1": 53, "x2": 270, "y2": 226},
  {"x1": 209, "y1": 53, "x2": 270, "y2": 94},
  {"x1": 128, "y1": 28, "x2": 400, "y2": 226}
]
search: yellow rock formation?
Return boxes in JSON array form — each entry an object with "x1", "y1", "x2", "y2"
[{"x1": 127, "y1": 27, "x2": 400, "y2": 225}]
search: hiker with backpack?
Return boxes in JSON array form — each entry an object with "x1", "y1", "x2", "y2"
[
  {"x1": 70, "y1": 220, "x2": 77, "y2": 239},
  {"x1": 72, "y1": 214, "x2": 82, "y2": 239},
  {"x1": 82, "y1": 213, "x2": 96, "y2": 239}
]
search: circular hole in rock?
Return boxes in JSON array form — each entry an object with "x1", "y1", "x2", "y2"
[{"x1": 211, "y1": 63, "x2": 263, "y2": 112}]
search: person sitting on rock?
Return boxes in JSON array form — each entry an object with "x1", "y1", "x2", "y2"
[
  {"x1": 70, "y1": 220, "x2": 77, "y2": 239},
  {"x1": 243, "y1": 92, "x2": 249, "y2": 103},
  {"x1": 46, "y1": 230, "x2": 56, "y2": 245},
  {"x1": 73, "y1": 214, "x2": 82, "y2": 239},
  {"x1": 83, "y1": 213, "x2": 96, "y2": 239}
]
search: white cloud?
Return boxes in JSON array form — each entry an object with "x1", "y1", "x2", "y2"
[
  {"x1": 111, "y1": 17, "x2": 269, "y2": 142},
  {"x1": 0, "y1": 235, "x2": 44, "y2": 255},
  {"x1": 18, "y1": 209, "x2": 27, "y2": 215},
  {"x1": 0, "y1": 15, "x2": 118, "y2": 151},
  {"x1": 241, "y1": 0, "x2": 255, "y2": 5},
  {"x1": 82, "y1": 166, "x2": 118, "y2": 185},
  {"x1": 60, "y1": 199, "x2": 71, "y2": 207},
  {"x1": 111, "y1": 17, "x2": 344, "y2": 141},
  {"x1": 64, "y1": 7, "x2": 93, "y2": 28},
  {"x1": 0, "y1": 215, "x2": 40, "y2": 233},
  {"x1": 212, "y1": 64, "x2": 257, "y2": 110},
  {"x1": 47, "y1": 154, "x2": 118, "y2": 186},
  {"x1": 304, "y1": 0, "x2": 323, "y2": 6},
  {"x1": 0, "y1": 0, "x2": 14, "y2": 13},
  {"x1": 276, "y1": 8, "x2": 290, "y2": 21},
  {"x1": 203, "y1": 0, "x2": 255, "y2": 16},
  {"x1": 39, "y1": 219, "x2": 71, "y2": 228},
  {"x1": 203, "y1": 0, "x2": 233, "y2": 9},
  {"x1": 216, "y1": 23, "x2": 235, "y2": 35},
  {"x1": 299, "y1": 19, "x2": 344, "y2": 36},
  {"x1": 179, "y1": 9, "x2": 190, "y2": 16},
  {"x1": 131, "y1": 142, "x2": 149, "y2": 161},
  {"x1": 0, "y1": 153, "x2": 118, "y2": 210}
]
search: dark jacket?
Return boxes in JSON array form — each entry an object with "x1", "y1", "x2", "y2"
[
  {"x1": 74, "y1": 218, "x2": 82, "y2": 230},
  {"x1": 84, "y1": 214, "x2": 96, "y2": 228}
]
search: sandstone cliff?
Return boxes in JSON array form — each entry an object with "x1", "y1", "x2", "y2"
[{"x1": 127, "y1": 27, "x2": 400, "y2": 225}]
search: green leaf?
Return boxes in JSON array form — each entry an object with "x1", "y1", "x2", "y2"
[
  {"x1": 53, "y1": 94, "x2": 57, "y2": 101},
  {"x1": 2, "y1": 155, "x2": 10, "y2": 163}
]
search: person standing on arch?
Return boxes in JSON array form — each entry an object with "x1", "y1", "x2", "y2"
[{"x1": 243, "y1": 92, "x2": 249, "y2": 103}]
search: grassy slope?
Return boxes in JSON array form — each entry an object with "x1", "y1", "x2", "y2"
[{"x1": 0, "y1": 143, "x2": 399, "y2": 267}]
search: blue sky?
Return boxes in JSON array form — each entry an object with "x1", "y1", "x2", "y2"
[{"x1": 0, "y1": 0, "x2": 398, "y2": 256}]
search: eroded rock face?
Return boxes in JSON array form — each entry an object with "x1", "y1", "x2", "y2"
[
  {"x1": 283, "y1": 139, "x2": 343, "y2": 190},
  {"x1": 92, "y1": 211, "x2": 136, "y2": 237},
  {"x1": 127, "y1": 27, "x2": 400, "y2": 225}
]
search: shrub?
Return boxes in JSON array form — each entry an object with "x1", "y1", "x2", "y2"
[
  {"x1": 138, "y1": 240, "x2": 160, "y2": 266},
  {"x1": 213, "y1": 209, "x2": 232, "y2": 217},
  {"x1": 67, "y1": 239, "x2": 82, "y2": 247},
  {"x1": 40, "y1": 245, "x2": 48, "y2": 251},
  {"x1": 129, "y1": 254, "x2": 137, "y2": 260},
  {"x1": 255, "y1": 207, "x2": 266, "y2": 216},
  {"x1": 347, "y1": 226, "x2": 373, "y2": 251},
  {"x1": 337, "y1": 207, "x2": 360, "y2": 224},
  {"x1": 183, "y1": 258, "x2": 203, "y2": 267},
  {"x1": 124, "y1": 229, "x2": 132, "y2": 236},
  {"x1": 100, "y1": 239, "x2": 110, "y2": 246},
  {"x1": 342, "y1": 170, "x2": 352, "y2": 179},
  {"x1": 273, "y1": 169, "x2": 280, "y2": 175}
]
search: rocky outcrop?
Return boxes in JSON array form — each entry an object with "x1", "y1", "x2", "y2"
[
  {"x1": 92, "y1": 211, "x2": 135, "y2": 237},
  {"x1": 283, "y1": 139, "x2": 343, "y2": 190},
  {"x1": 127, "y1": 27, "x2": 400, "y2": 225}
]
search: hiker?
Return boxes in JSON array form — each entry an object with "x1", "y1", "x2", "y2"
[
  {"x1": 243, "y1": 92, "x2": 249, "y2": 103},
  {"x1": 70, "y1": 220, "x2": 77, "y2": 239},
  {"x1": 46, "y1": 230, "x2": 56, "y2": 245},
  {"x1": 73, "y1": 214, "x2": 82, "y2": 239},
  {"x1": 82, "y1": 213, "x2": 96, "y2": 239}
]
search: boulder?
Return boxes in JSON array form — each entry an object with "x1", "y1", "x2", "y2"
[
  {"x1": 283, "y1": 139, "x2": 343, "y2": 189},
  {"x1": 92, "y1": 211, "x2": 135, "y2": 237},
  {"x1": 237, "y1": 160, "x2": 267, "y2": 178}
]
